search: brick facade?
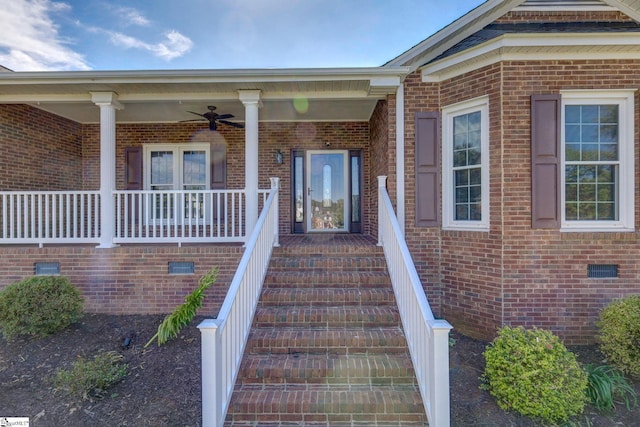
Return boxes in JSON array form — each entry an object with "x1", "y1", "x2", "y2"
[{"x1": 401, "y1": 10, "x2": 640, "y2": 343}]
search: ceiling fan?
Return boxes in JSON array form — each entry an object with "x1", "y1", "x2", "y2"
[{"x1": 180, "y1": 105, "x2": 244, "y2": 131}]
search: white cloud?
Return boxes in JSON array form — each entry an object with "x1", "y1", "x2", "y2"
[
  {"x1": 113, "y1": 6, "x2": 151, "y2": 27},
  {"x1": 107, "y1": 29, "x2": 193, "y2": 61},
  {"x1": 0, "y1": 0, "x2": 90, "y2": 71}
]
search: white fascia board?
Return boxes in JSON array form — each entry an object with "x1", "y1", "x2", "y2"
[
  {"x1": 422, "y1": 32, "x2": 640, "y2": 82},
  {"x1": 385, "y1": 0, "x2": 525, "y2": 69},
  {"x1": 0, "y1": 67, "x2": 409, "y2": 85}
]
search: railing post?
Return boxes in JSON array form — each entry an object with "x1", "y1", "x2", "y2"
[
  {"x1": 198, "y1": 319, "x2": 223, "y2": 427},
  {"x1": 377, "y1": 176, "x2": 387, "y2": 246},
  {"x1": 430, "y1": 319, "x2": 453, "y2": 427},
  {"x1": 270, "y1": 177, "x2": 280, "y2": 247}
]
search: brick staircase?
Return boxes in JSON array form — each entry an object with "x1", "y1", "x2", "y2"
[{"x1": 225, "y1": 235, "x2": 428, "y2": 427}]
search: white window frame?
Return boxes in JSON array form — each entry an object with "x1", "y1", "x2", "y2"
[
  {"x1": 442, "y1": 95, "x2": 490, "y2": 231},
  {"x1": 143, "y1": 143, "x2": 211, "y2": 224},
  {"x1": 560, "y1": 90, "x2": 635, "y2": 232}
]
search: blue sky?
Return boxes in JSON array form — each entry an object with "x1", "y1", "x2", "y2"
[{"x1": 0, "y1": 0, "x2": 485, "y2": 72}]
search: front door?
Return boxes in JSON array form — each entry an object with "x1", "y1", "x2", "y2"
[
  {"x1": 292, "y1": 150, "x2": 362, "y2": 233},
  {"x1": 307, "y1": 151, "x2": 348, "y2": 232}
]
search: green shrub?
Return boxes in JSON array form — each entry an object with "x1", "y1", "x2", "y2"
[
  {"x1": 0, "y1": 276, "x2": 83, "y2": 340},
  {"x1": 53, "y1": 351, "x2": 127, "y2": 400},
  {"x1": 482, "y1": 326, "x2": 588, "y2": 424},
  {"x1": 597, "y1": 295, "x2": 640, "y2": 378},
  {"x1": 585, "y1": 364, "x2": 637, "y2": 412}
]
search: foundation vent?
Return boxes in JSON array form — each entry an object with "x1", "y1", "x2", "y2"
[
  {"x1": 34, "y1": 262, "x2": 60, "y2": 275},
  {"x1": 168, "y1": 261, "x2": 195, "y2": 275},
  {"x1": 587, "y1": 264, "x2": 618, "y2": 279}
]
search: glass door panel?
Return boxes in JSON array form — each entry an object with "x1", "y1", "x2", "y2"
[
  {"x1": 182, "y1": 150, "x2": 207, "y2": 220},
  {"x1": 307, "y1": 151, "x2": 348, "y2": 232}
]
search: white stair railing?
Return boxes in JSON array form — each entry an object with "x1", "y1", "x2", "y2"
[
  {"x1": 377, "y1": 176, "x2": 453, "y2": 427},
  {"x1": 198, "y1": 177, "x2": 279, "y2": 427}
]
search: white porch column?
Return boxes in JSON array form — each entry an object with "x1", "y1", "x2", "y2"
[
  {"x1": 91, "y1": 92, "x2": 122, "y2": 248},
  {"x1": 239, "y1": 90, "x2": 262, "y2": 239}
]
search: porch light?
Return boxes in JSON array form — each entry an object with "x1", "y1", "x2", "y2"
[{"x1": 275, "y1": 149, "x2": 284, "y2": 164}]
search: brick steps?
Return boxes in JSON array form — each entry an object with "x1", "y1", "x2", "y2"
[
  {"x1": 253, "y1": 306, "x2": 401, "y2": 328},
  {"x1": 226, "y1": 236, "x2": 427, "y2": 426},
  {"x1": 238, "y1": 353, "x2": 416, "y2": 386}
]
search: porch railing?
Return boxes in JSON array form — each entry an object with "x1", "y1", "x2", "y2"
[
  {"x1": 114, "y1": 189, "x2": 247, "y2": 244},
  {"x1": 0, "y1": 189, "x2": 272, "y2": 246},
  {"x1": 198, "y1": 177, "x2": 279, "y2": 427},
  {"x1": 0, "y1": 191, "x2": 101, "y2": 246},
  {"x1": 377, "y1": 176, "x2": 453, "y2": 427}
]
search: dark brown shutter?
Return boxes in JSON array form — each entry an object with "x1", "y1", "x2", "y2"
[
  {"x1": 210, "y1": 143, "x2": 227, "y2": 189},
  {"x1": 531, "y1": 94, "x2": 561, "y2": 229},
  {"x1": 124, "y1": 146, "x2": 142, "y2": 190},
  {"x1": 415, "y1": 112, "x2": 440, "y2": 227}
]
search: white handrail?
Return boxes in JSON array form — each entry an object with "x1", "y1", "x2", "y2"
[
  {"x1": 377, "y1": 176, "x2": 452, "y2": 427},
  {"x1": 0, "y1": 191, "x2": 100, "y2": 246},
  {"x1": 198, "y1": 177, "x2": 279, "y2": 427}
]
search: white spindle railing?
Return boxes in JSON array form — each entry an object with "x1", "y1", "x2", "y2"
[
  {"x1": 198, "y1": 177, "x2": 279, "y2": 427},
  {"x1": 0, "y1": 191, "x2": 100, "y2": 246},
  {"x1": 113, "y1": 189, "x2": 246, "y2": 244},
  {"x1": 377, "y1": 176, "x2": 453, "y2": 427}
]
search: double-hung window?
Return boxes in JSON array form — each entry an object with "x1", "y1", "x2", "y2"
[
  {"x1": 442, "y1": 96, "x2": 490, "y2": 230},
  {"x1": 144, "y1": 143, "x2": 210, "y2": 223},
  {"x1": 561, "y1": 91, "x2": 634, "y2": 231}
]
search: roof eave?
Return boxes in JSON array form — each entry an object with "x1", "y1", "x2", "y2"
[{"x1": 384, "y1": 0, "x2": 526, "y2": 70}]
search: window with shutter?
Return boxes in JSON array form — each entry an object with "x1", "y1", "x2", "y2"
[{"x1": 442, "y1": 96, "x2": 489, "y2": 231}]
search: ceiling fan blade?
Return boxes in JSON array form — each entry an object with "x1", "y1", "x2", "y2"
[
  {"x1": 215, "y1": 114, "x2": 234, "y2": 120},
  {"x1": 179, "y1": 119, "x2": 206, "y2": 123},
  {"x1": 218, "y1": 120, "x2": 244, "y2": 129},
  {"x1": 209, "y1": 121, "x2": 217, "y2": 131},
  {"x1": 187, "y1": 111, "x2": 206, "y2": 117}
]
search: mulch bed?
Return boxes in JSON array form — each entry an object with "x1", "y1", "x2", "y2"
[{"x1": 1, "y1": 314, "x2": 638, "y2": 426}]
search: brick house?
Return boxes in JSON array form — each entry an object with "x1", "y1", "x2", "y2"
[{"x1": 1, "y1": 0, "x2": 640, "y2": 349}]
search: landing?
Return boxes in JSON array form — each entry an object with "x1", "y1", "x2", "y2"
[{"x1": 279, "y1": 234, "x2": 378, "y2": 247}]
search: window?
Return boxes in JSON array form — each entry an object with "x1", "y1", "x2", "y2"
[
  {"x1": 561, "y1": 91, "x2": 634, "y2": 231},
  {"x1": 442, "y1": 96, "x2": 489, "y2": 230},
  {"x1": 144, "y1": 143, "x2": 210, "y2": 222}
]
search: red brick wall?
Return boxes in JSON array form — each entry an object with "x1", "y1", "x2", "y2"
[
  {"x1": 0, "y1": 104, "x2": 82, "y2": 190},
  {"x1": 369, "y1": 100, "x2": 390, "y2": 239},
  {"x1": 501, "y1": 59, "x2": 640, "y2": 344},
  {"x1": 0, "y1": 245, "x2": 243, "y2": 316},
  {"x1": 496, "y1": 10, "x2": 633, "y2": 23},
  {"x1": 403, "y1": 72, "x2": 445, "y2": 316},
  {"x1": 403, "y1": 58, "x2": 640, "y2": 344}
]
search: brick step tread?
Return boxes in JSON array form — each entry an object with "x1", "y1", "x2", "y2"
[
  {"x1": 246, "y1": 327, "x2": 409, "y2": 355},
  {"x1": 272, "y1": 245, "x2": 384, "y2": 258},
  {"x1": 259, "y1": 288, "x2": 396, "y2": 306},
  {"x1": 263, "y1": 271, "x2": 391, "y2": 288},
  {"x1": 238, "y1": 353, "x2": 417, "y2": 386},
  {"x1": 253, "y1": 306, "x2": 401, "y2": 328},
  {"x1": 268, "y1": 256, "x2": 387, "y2": 271},
  {"x1": 226, "y1": 385, "x2": 426, "y2": 421}
]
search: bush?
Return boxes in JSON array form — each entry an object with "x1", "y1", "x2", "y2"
[
  {"x1": 53, "y1": 351, "x2": 128, "y2": 400},
  {"x1": 482, "y1": 326, "x2": 588, "y2": 424},
  {"x1": 0, "y1": 276, "x2": 83, "y2": 340},
  {"x1": 597, "y1": 295, "x2": 640, "y2": 378},
  {"x1": 585, "y1": 364, "x2": 637, "y2": 412}
]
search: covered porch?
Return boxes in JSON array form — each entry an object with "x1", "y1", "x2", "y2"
[{"x1": 0, "y1": 68, "x2": 408, "y2": 247}]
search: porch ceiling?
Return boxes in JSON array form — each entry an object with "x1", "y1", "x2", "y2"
[{"x1": 0, "y1": 67, "x2": 408, "y2": 124}]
